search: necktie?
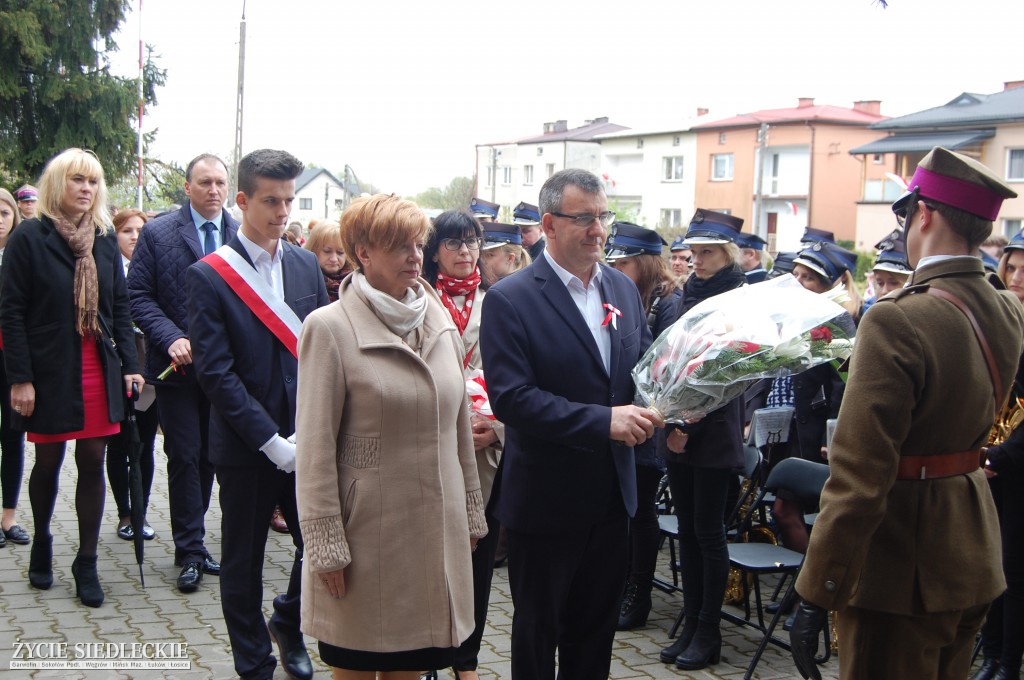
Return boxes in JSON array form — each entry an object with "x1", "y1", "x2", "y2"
[{"x1": 201, "y1": 222, "x2": 217, "y2": 256}]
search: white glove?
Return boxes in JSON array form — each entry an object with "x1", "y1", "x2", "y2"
[{"x1": 262, "y1": 435, "x2": 296, "y2": 473}]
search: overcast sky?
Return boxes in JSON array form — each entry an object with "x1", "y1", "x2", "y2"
[{"x1": 109, "y1": 0, "x2": 1021, "y2": 196}]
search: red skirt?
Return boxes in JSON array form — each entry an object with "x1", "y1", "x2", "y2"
[{"x1": 28, "y1": 337, "x2": 121, "y2": 443}]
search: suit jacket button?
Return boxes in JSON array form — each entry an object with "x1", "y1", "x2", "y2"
[{"x1": 824, "y1": 580, "x2": 837, "y2": 592}]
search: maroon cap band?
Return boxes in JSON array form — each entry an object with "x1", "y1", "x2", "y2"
[{"x1": 909, "y1": 166, "x2": 1004, "y2": 220}]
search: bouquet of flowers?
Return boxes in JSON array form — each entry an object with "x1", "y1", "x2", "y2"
[{"x1": 633, "y1": 275, "x2": 855, "y2": 424}]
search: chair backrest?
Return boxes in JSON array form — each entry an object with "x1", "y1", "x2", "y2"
[
  {"x1": 742, "y1": 444, "x2": 762, "y2": 479},
  {"x1": 763, "y1": 458, "x2": 830, "y2": 508}
]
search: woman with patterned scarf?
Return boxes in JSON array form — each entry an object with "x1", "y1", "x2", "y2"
[
  {"x1": 423, "y1": 210, "x2": 501, "y2": 680},
  {"x1": 0, "y1": 149, "x2": 143, "y2": 608}
]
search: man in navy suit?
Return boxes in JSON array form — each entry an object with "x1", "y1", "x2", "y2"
[
  {"x1": 187, "y1": 149, "x2": 328, "y2": 680},
  {"x1": 480, "y1": 168, "x2": 663, "y2": 679},
  {"x1": 128, "y1": 154, "x2": 237, "y2": 591}
]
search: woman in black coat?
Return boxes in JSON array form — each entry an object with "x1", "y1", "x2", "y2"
[
  {"x1": 657, "y1": 211, "x2": 747, "y2": 671},
  {"x1": 0, "y1": 149, "x2": 142, "y2": 608},
  {"x1": 605, "y1": 222, "x2": 682, "y2": 631}
]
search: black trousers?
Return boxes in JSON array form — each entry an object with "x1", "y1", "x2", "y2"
[
  {"x1": 505, "y1": 511, "x2": 628, "y2": 680},
  {"x1": 627, "y1": 464, "x2": 665, "y2": 584},
  {"x1": 217, "y1": 461, "x2": 304, "y2": 680},
  {"x1": 0, "y1": 348, "x2": 26, "y2": 510},
  {"x1": 666, "y1": 460, "x2": 732, "y2": 628},
  {"x1": 981, "y1": 473, "x2": 1024, "y2": 675},
  {"x1": 105, "y1": 402, "x2": 159, "y2": 518},
  {"x1": 453, "y1": 512, "x2": 500, "y2": 671},
  {"x1": 156, "y1": 381, "x2": 215, "y2": 564}
]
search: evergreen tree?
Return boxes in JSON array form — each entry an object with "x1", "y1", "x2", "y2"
[{"x1": 0, "y1": 0, "x2": 164, "y2": 187}]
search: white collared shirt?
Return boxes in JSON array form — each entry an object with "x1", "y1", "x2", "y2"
[
  {"x1": 543, "y1": 250, "x2": 610, "y2": 374},
  {"x1": 237, "y1": 229, "x2": 285, "y2": 301}
]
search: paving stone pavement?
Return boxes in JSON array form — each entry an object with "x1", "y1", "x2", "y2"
[{"x1": 0, "y1": 437, "x2": 984, "y2": 678}]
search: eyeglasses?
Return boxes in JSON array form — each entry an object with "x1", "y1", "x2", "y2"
[
  {"x1": 550, "y1": 211, "x2": 616, "y2": 227},
  {"x1": 895, "y1": 188, "x2": 937, "y2": 229},
  {"x1": 441, "y1": 237, "x2": 482, "y2": 251}
]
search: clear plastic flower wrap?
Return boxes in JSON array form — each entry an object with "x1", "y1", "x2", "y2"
[{"x1": 632, "y1": 275, "x2": 855, "y2": 424}]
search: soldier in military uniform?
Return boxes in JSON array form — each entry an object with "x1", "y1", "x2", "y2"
[{"x1": 790, "y1": 147, "x2": 1024, "y2": 680}]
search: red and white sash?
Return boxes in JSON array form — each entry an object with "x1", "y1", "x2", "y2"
[{"x1": 203, "y1": 246, "x2": 302, "y2": 358}]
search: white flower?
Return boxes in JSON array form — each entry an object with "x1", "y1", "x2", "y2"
[{"x1": 773, "y1": 337, "x2": 810, "y2": 360}]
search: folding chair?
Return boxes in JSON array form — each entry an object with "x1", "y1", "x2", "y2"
[{"x1": 722, "y1": 457, "x2": 832, "y2": 679}]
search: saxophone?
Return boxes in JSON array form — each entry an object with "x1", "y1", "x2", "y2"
[{"x1": 989, "y1": 396, "x2": 1024, "y2": 446}]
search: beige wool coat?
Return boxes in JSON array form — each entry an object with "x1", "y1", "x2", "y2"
[{"x1": 295, "y1": 276, "x2": 488, "y2": 653}]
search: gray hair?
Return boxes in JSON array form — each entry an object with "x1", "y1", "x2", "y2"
[{"x1": 538, "y1": 168, "x2": 605, "y2": 215}]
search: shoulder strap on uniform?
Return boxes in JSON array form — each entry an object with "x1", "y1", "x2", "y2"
[{"x1": 923, "y1": 287, "x2": 1002, "y2": 418}]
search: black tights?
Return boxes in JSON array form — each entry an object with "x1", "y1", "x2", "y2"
[{"x1": 30, "y1": 438, "x2": 108, "y2": 557}]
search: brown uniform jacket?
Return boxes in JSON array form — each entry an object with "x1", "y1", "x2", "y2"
[{"x1": 797, "y1": 257, "x2": 1024, "y2": 615}]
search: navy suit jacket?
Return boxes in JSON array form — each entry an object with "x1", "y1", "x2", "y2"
[
  {"x1": 185, "y1": 238, "x2": 329, "y2": 467},
  {"x1": 128, "y1": 202, "x2": 239, "y2": 382},
  {"x1": 479, "y1": 254, "x2": 652, "y2": 534}
]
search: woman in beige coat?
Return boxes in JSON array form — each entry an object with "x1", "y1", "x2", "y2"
[{"x1": 295, "y1": 194, "x2": 488, "y2": 680}]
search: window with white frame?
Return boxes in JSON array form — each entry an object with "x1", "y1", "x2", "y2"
[
  {"x1": 872, "y1": 153, "x2": 884, "y2": 165},
  {"x1": 523, "y1": 165, "x2": 534, "y2": 185},
  {"x1": 1005, "y1": 218, "x2": 1023, "y2": 238},
  {"x1": 662, "y1": 156, "x2": 684, "y2": 181},
  {"x1": 546, "y1": 163, "x2": 555, "y2": 178},
  {"x1": 299, "y1": 198, "x2": 312, "y2": 210},
  {"x1": 1007, "y1": 149, "x2": 1024, "y2": 181},
  {"x1": 673, "y1": 136, "x2": 681, "y2": 147},
  {"x1": 712, "y1": 153, "x2": 734, "y2": 181},
  {"x1": 537, "y1": 147, "x2": 544, "y2": 156},
  {"x1": 502, "y1": 166, "x2": 512, "y2": 185},
  {"x1": 660, "y1": 208, "x2": 682, "y2": 228},
  {"x1": 637, "y1": 139, "x2": 644, "y2": 149}
]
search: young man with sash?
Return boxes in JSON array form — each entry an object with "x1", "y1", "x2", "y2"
[
  {"x1": 790, "y1": 147, "x2": 1024, "y2": 680},
  {"x1": 187, "y1": 149, "x2": 329, "y2": 680}
]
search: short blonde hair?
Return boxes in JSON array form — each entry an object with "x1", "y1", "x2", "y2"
[
  {"x1": 340, "y1": 194, "x2": 431, "y2": 271},
  {"x1": 37, "y1": 148, "x2": 112, "y2": 232},
  {"x1": 304, "y1": 221, "x2": 343, "y2": 256}
]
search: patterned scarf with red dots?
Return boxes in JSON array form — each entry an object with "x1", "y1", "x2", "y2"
[{"x1": 435, "y1": 268, "x2": 482, "y2": 335}]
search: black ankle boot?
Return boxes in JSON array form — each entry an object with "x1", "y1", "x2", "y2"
[
  {"x1": 28, "y1": 535, "x2": 53, "y2": 590},
  {"x1": 71, "y1": 555, "x2": 104, "y2": 607},
  {"x1": 992, "y1": 667, "x2": 1020, "y2": 680},
  {"x1": 659, "y1": 618, "x2": 697, "y2": 663},
  {"x1": 617, "y1": 578, "x2": 653, "y2": 630},
  {"x1": 675, "y1": 624, "x2": 722, "y2": 670},
  {"x1": 973, "y1": 659, "x2": 1002, "y2": 680}
]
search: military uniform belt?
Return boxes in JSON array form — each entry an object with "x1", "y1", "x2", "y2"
[{"x1": 896, "y1": 449, "x2": 984, "y2": 480}]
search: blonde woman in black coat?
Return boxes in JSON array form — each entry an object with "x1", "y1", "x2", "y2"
[{"x1": 0, "y1": 149, "x2": 142, "y2": 608}]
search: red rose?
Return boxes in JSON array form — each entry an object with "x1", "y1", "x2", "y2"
[
  {"x1": 810, "y1": 327, "x2": 832, "y2": 343},
  {"x1": 729, "y1": 341, "x2": 762, "y2": 353}
]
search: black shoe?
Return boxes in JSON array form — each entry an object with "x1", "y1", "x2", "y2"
[
  {"x1": 176, "y1": 562, "x2": 203, "y2": 593},
  {"x1": 0, "y1": 529, "x2": 5, "y2": 548},
  {"x1": 267, "y1": 619, "x2": 313, "y2": 680},
  {"x1": 140, "y1": 524, "x2": 156, "y2": 540},
  {"x1": 116, "y1": 522, "x2": 134, "y2": 540},
  {"x1": 659, "y1": 620, "x2": 697, "y2": 663},
  {"x1": 201, "y1": 555, "x2": 220, "y2": 576},
  {"x1": 28, "y1": 535, "x2": 53, "y2": 590},
  {"x1": 782, "y1": 611, "x2": 798, "y2": 631},
  {"x1": 617, "y1": 578, "x2": 653, "y2": 630},
  {"x1": 972, "y1": 659, "x2": 1002, "y2": 680},
  {"x1": 71, "y1": 554, "x2": 104, "y2": 607},
  {"x1": 675, "y1": 626, "x2": 722, "y2": 670},
  {"x1": 993, "y1": 667, "x2": 1020, "y2": 680},
  {"x1": 3, "y1": 524, "x2": 30, "y2": 545}
]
